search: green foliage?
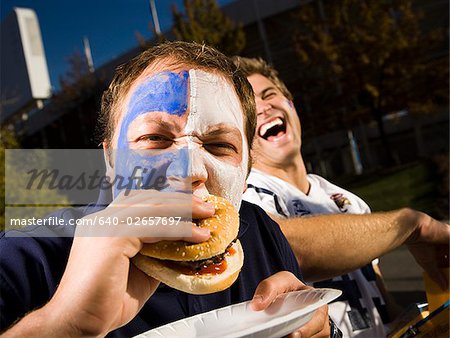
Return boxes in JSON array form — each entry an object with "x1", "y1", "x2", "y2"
[
  {"x1": 0, "y1": 128, "x2": 19, "y2": 149},
  {"x1": 1, "y1": 128, "x2": 19, "y2": 228},
  {"x1": 293, "y1": 0, "x2": 448, "y2": 135},
  {"x1": 339, "y1": 160, "x2": 447, "y2": 218},
  {"x1": 170, "y1": 0, "x2": 246, "y2": 55},
  {"x1": 0, "y1": 129, "x2": 71, "y2": 230}
]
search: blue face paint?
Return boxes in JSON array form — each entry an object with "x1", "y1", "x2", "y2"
[
  {"x1": 117, "y1": 70, "x2": 189, "y2": 150},
  {"x1": 113, "y1": 149, "x2": 175, "y2": 197},
  {"x1": 113, "y1": 148, "x2": 193, "y2": 196},
  {"x1": 165, "y1": 147, "x2": 191, "y2": 180},
  {"x1": 113, "y1": 71, "x2": 190, "y2": 197}
]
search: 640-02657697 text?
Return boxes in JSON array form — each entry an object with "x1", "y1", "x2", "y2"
[{"x1": 9, "y1": 216, "x2": 182, "y2": 227}]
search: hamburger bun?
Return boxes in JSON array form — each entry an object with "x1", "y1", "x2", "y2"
[
  {"x1": 133, "y1": 241, "x2": 243, "y2": 294},
  {"x1": 133, "y1": 195, "x2": 244, "y2": 294}
]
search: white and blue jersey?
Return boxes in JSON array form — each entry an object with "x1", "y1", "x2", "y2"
[{"x1": 244, "y1": 168, "x2": 389, "y2": 337}]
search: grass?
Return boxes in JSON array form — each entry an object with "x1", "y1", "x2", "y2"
[{"x1": 335, "y1": 161, "x2": 440, "y2": 214}]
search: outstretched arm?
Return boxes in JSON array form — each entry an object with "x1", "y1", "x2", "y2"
[{"x1": 276, "y1": 208, "x2": 449, "y2": 286}]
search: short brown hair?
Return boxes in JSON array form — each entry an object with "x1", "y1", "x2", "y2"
[
  {"x1": 232, "y1": 56, "x2": 293, "y2": 101},
  {"x1": 99, "y1": 41, "x2": 256, "y2": 152}
]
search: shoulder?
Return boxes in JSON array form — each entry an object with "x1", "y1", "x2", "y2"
[
  {"x1": 0, "y1": 230, "x2": 72, "y2": 330},
  {"x1": 239, "y1": 201, "x2": 292, "y2": 255},
  {"x1": 0, "y1": 230, "x2": 72, "y2": 281},
  {"x1": 308, "y1": 174, "x2": 356, "y2": 196},
  {"x1": 307, "y1": 174, "x2": 335, "y2": 188},
  {"x1": 239, "y1": 200, "x2": 275, "y2": 225},
  {"x1": 308, "y1": 174, "x2": 371, "y2": 213},
  {"x1": 243, "y1": 172, "x2": 290, "y2": 218},
  {"x1": 246, "y1": 168, "x2": 267, "y2": 183},
  {"x1": 238, "y1": 201, "x2": 303, "y2": 280},
  {"x1": 247, "y1": 169, "x2": 283, "y2": 191},
  {"x1": 0, "y1": 207, "x2": 80, "y2": 275},
  {"x1": 0, "y1": 206, "x2": 93, "y2": 330}
]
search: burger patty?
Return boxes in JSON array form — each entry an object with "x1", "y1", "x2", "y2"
[{"x1": 169, "y1": 238, "x2": 237, "y2": 271}]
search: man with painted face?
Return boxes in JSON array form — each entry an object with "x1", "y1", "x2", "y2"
[
  {"x1": 0, "y1": 42, "x2": 333, "y2": 337},
  {"x1": 233, "y1": 56, "x2": 450, "y2": 336}
]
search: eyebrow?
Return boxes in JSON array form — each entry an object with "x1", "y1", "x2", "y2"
[
  {"x1": 201, "y1": 124, "x2": 242, "y2": 139},
  {"x1": 128, "y1": 114, "x2": 183, "y2": 133}
]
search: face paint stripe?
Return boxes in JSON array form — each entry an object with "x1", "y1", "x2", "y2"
[
  {"x1": 129, "y1": 71, "x2": 189, "y2": 117},
  {"x1": 113, "y1": 71, "x2": 191, "y2": 198},
  {"x1": 185, "y1": 69, "x2": 197, "y2": 136},
  {"x1": 117, "y1": 71, "x2": 189, "y2": 150}
]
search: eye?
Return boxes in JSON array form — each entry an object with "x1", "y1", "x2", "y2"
[
  {"x1": 137, "y1": 134, "x2": 169, "y2": 142},
  {"x1": 136, "y1": 134, "x2": 173, "y2": 148},
  {"x1": 262, "y1": 91, "x2": 276, "y2": 100},
  {"x1": 204, "y1": 142, "x2": 237, "y2": 156}
]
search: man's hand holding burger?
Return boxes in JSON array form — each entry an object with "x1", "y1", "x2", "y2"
[{"x1": 3, "y1": 191, "x2": 214, "y2": 338}]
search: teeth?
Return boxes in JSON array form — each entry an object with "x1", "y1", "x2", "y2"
[{"x1": 260, "y1": 118, "x2": 283, "y2": 137}]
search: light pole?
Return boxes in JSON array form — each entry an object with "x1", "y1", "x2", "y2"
[
  {"x1": 252, "y1": 0, "x2": 272, "y2": 63},
  {"x1": 149, "y1": 0, "x2": 161, "y2": 35}
]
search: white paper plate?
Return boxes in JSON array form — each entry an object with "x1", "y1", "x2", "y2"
[{"x1": 134, "y1": 288, "x2": 342, "y2": 338}]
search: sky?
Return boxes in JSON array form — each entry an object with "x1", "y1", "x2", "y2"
[{"x1": 1, "y1": 0, "x2": 235, "y2": 92}]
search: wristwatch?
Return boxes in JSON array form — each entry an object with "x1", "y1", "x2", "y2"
[{"x1": 330, "y1": 318, "x2": 343, "y2": 338}]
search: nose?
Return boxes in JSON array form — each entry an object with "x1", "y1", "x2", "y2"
[
  {"x1": 166, "y1": 148, "x2": 190, "y2": 192},
  {"x1": 165, "y1": 146, "x2": 208, "y2": 192},
  {"x1": 256, "y1": 97, "x2": 271, "y2": 116},
  {"x1": 190, "y1": 149, "x2": 208, "y2": 190}
]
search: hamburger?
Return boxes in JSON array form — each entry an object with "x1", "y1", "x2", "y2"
[{"x1": 132, "y1": 195, "x2": 244, "y2": 295}]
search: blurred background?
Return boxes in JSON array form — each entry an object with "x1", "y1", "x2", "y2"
[{"x1": 1, "y1": 0, "x2": 449, "y2": 309}]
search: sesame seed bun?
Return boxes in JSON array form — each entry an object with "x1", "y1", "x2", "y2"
[{"x1": 139, "y1": 195, "x2": 239, "y2": 261}]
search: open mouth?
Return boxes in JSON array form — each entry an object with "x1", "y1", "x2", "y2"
[{"x1": 259, "y1": 117, "x2": 287, "y2": 141}]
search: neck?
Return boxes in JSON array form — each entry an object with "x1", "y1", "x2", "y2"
[{"x1": 254, "y1": 153, "x2": 310, "y2": 194}]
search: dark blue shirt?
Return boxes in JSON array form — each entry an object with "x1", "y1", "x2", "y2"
[{"x1": 0, "y1": 192, "x2": 302, "y2": 336}]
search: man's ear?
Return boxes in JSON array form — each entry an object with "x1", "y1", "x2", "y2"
[{"x1": 102, "y1": 141, "x2": 114, "y2": 178}]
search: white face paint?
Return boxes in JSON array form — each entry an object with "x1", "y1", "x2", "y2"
[{"x1": 185, "y1": 69, "x2": 248, "y2": 209}]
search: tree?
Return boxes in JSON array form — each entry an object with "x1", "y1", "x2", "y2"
[
  {"x1": 293, "y1": 0, "x2": 448, "y2": 165},
  {"x1": 57, "y1": 50, "x2": 101, "y2": 103},
  {"x1": 170, "y1": 0, "x2": 246, "y2": 56},
  {"x1": 50, "y1": 50, "x2": 107, "y2": 148},
  {"x1": 0, "y1": 129, "x2": 71, "y2": 230},
  {"x1": 0, "y1": 127, "x2": 20, "y2": 228},
  {"x1": 135, "y1": 23, "x2": 166, "y2": 51}
]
